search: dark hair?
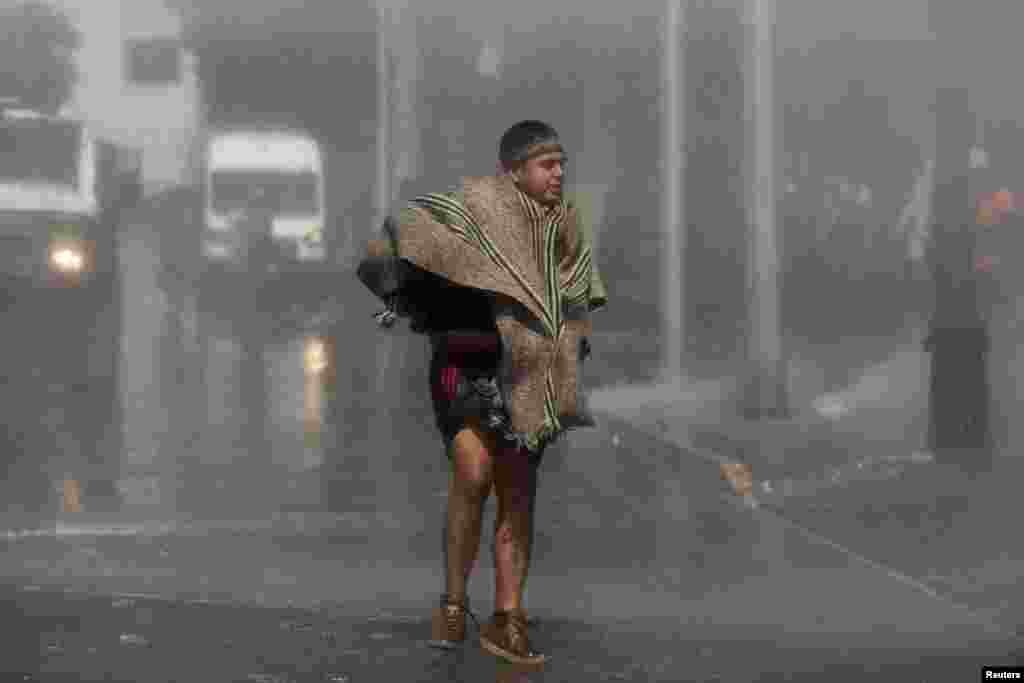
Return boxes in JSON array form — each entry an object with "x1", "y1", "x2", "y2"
[{"x1": 499, "y1": 120, "x2": 561, "y2": 170}]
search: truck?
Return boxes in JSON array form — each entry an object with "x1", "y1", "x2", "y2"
[
  {"x1": 0, "y1": 99, "x2": 140, "y2": 513},
  {"x1": 198, "y1": 126, "x2": 327, "y2": 278},
  {"x1": 182, "y1": 125, "x2": 338, "y2": 461},
  {"x1": 190, "y1": 125, "x2": 337, "y2": 373}
]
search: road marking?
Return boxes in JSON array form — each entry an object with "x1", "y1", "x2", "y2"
[{"x1": 1, "y1": 511, "x2": 414, "y2": 540}]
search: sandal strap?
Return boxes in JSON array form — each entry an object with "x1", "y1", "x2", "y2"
[
  {"x1": 495, "y1": 609, "x2": 528, "y2": 628},
  {"x1": 440, "y1": 593, "x2": 469, "y2": 608},
  {"x1": 487, "y1": 609, "x2": 539, "y2": 658},
  {"x1": 440, "y1": 594, "x2": 480, "y2": 630}
]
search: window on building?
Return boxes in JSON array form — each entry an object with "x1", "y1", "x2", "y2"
[{"x1": 125, "y1": 38, "x2": 182, "y2": 86}]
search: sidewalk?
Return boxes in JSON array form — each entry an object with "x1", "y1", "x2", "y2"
[{"x1": 590, "y1": 346, "x2": 1024, "y2": 634}]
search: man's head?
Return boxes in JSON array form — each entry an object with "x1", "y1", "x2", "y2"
[{"x1": 499, "y1": 120, "x2": 566, "y2": 205}]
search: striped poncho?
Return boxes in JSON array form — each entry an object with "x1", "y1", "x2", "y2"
[{"x1": 358, "y1": 174, "x2": 606, "y2": 452}]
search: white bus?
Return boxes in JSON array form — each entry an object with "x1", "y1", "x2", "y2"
[{"x1": 201, "y1": 128, "x2": 326, "y2": 269}]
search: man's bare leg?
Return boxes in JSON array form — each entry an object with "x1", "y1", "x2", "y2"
[
  {"x1": 479, "y1": 448, "x2": 545, "y2": 665},
  {"x1": 443, "y1": 419, "x2": 496, "y2": 604},
  {"x1": 492, "y1": 449, "x2": 538, "y2": 613}
]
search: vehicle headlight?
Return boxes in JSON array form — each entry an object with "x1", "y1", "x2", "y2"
[
  {"x1": 50, "y1": 242, "x2": 85, "y2": 273},
  {"x1": 304, "y1": 336, "x2": 329, "y2": 375}
]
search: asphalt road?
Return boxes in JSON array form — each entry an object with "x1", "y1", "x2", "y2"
[{"x1": 2, "y1": 420, "x2": 1021, "y2": 681}]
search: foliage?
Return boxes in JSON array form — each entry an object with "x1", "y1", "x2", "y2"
[{"x1": 0, "y1": 1, "x2": 81, "y2": 114}]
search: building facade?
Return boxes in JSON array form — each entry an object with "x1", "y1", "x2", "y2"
[{"x1": 54, "y1": 0, "x2": 200, "y2": 193}]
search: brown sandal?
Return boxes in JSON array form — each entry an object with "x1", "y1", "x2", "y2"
[
  {"x1": 428, "y1": 594, "x2": 479, "y2": 650},
  {"x1": 479, "y1": 608, "x2": 546, "y2": 666}
]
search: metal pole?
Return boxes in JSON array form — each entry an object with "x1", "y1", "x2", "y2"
[
  {"x1": 375, "y1": 1, "x2": 393, "y2": 226},
  {"x1": 926, "y1": 87, "x2": 991, "y2": 461},
  {"x1": 742, "y1": 0, "x2": 789, "y2": 418},
  {"x1": 372, "y1": 0, "x2": 417, "y2": 504},
  {"x1": 661, "y1": 0, "x2": 685, "y2": 385}
]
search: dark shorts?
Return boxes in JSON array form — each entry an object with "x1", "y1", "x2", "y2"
[{"x1": 428, "y1": 332, "x2": 543, "y2": 466}]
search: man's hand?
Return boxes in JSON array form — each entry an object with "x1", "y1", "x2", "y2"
[{"x1": 373, "y1": 306, "x2": 398, "y2": 328}]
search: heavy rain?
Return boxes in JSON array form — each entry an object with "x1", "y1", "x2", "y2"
[{"x1": 1, "y1": 0, "x2": 1023, "y2": 680}]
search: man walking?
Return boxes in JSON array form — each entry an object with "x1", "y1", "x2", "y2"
[{"x1": 357, "y1": 120, "x2": 607, "y2": 665}]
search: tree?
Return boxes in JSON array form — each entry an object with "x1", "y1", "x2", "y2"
[{"x1": 0, "y1": 1, "x2": 81, "y2": 114}]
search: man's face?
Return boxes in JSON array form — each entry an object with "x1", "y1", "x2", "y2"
[{"x1": 512, "y1": 151, "x2": 565, "y2": 205}]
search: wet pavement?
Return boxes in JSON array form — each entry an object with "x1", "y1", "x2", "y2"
[
  {"x1": 2, "y1": 582, "x2": 1020, "y2": 683},
  {"x1": 2, "y1": 422, "x2": 1022, "y2": 681}
]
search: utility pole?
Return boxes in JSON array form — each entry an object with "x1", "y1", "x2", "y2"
[
  {"x1": 661, "y1": 0, "x2": 685, "y2": 385},
  {"x1": 374, "y1": 1, "x2": 394, "y2": 228},
  {"x1": 923, "y1": 0, "x2": 992, "y2": 467},
  {"x1": 322, "y1": 0, "x2": 399, "y2": 509},
  {"x1": 925, "y1": 86, "x2": 991, "y2": 465},
  {"x1": 741, "y1": 0, "x2": 789, "y2": 419},
  {"x1": 373, "y1": 0, "x2": 400, "y2": 473},
  {"x1": 368, "y1": 0, "x2": 422, "y2": 506}
]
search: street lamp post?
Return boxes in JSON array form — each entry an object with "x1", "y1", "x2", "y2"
[
  {"x1": 925, "y1": 87, "x2": 991, "y2": 462},
  {"x1": 367, "y1": 0, "x2": 423, "y2": 507},
  {"x1": 924, "y1": 1, "x2": 993, "y2": 464},
  {"x1": 661, "y1": 0, "x2": 685, "y2": 385},
  {"x1": 741, "y1": 0, "x2": 789, "y2": 419},
  {"x1": 375, "y1": 2, "x2": 394, "y2": 227}
]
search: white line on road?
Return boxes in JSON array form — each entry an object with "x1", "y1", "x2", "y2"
[
  {"x1": 707, "y1": 471, "x2": 1019, "y2": 640},
  {"x1": 20, "y1": 584, "x2": 380, "y2": 616},
  {"x1": 21, "y1": 584, "x2": 246, "y2": 611},
  {"x1": 600, "y1": 410, "x2": 1015, "y2": 636}
]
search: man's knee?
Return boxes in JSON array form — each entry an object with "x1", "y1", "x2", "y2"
[
  {"x1": 451, "y1": 421, "x2": 496, "y2": 500},
  {"x1": 494, "y1": 523, "x2": 516, "y2": 546},
  {"x1": 493, "y1": 513, "x2": 533, "y2": 549}
]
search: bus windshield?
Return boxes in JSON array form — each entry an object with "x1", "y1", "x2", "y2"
[
  {"x1": 0, "y1": 118, "x2": 81, "y2": 187},
  {"x1": 209, "y1": 170, "x2": 319, "y2": 217}
]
